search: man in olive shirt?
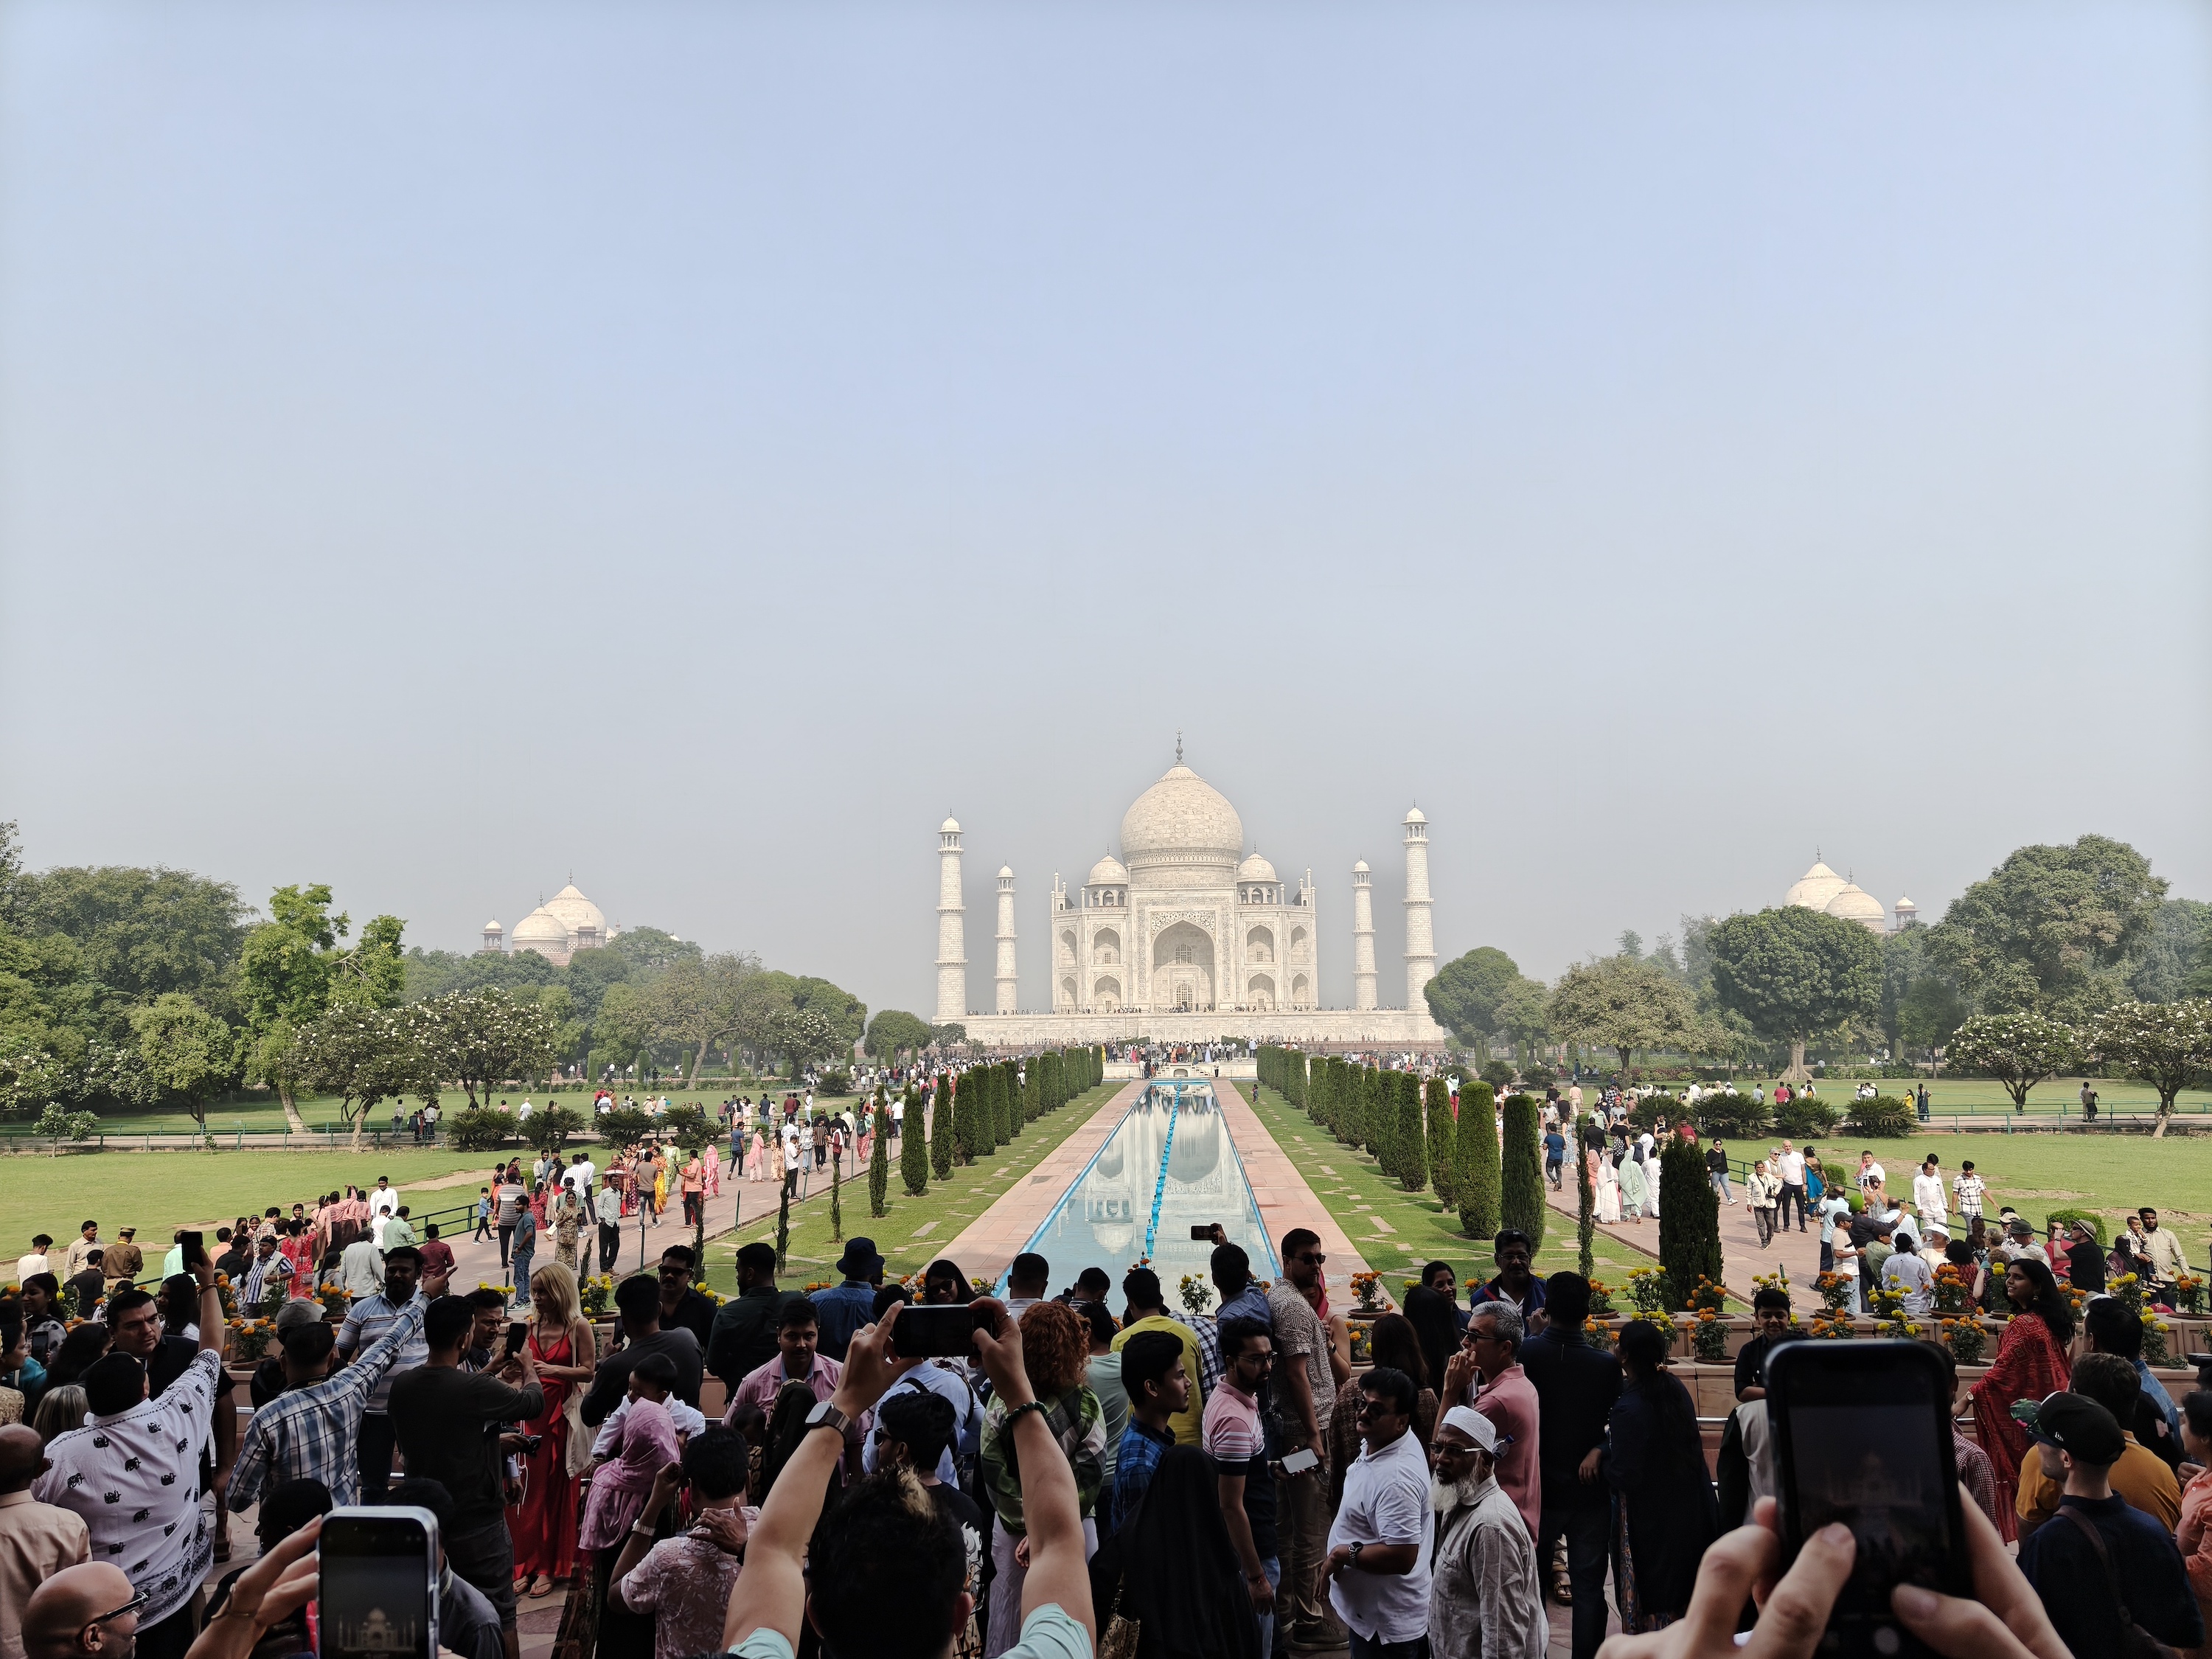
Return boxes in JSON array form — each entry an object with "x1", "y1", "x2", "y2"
[
  {"x1": 389, "y1": 1296, "x2": 545, "y2": 1659},
  {"x1": 101, "y1": 1228, "x2": 144, "y2": 1290},
  {"x1": 706, "y1": 1242, "x2": 790, "y2": 1396}
]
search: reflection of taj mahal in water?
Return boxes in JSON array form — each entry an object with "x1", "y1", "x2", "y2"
[
  {"x1": 939, "y1": 752, "x2": 1447, "y2": 1048},
  {"x1": 1039, "y1": 1079, "x2": 1279, "y2": 1281}
]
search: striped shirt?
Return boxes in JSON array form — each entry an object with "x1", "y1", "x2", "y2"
[{"x1": 337, "y1": 1291, "x2": 430, "y2": 1414}]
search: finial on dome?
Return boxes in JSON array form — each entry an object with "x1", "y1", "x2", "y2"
[{"x1": 1175, "y1": 728, "x2": 1183, "y2": 765}]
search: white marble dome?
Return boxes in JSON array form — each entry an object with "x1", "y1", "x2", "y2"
[
  {"x1": 940, "y1": 815, "x2": 961, "y2": 834},
  {"x1": 1784, "y1": 860, "x2": 1849, "y2": 911},
  {"x1": 540, "y1": 883, "x2": 607, "y2": 941},
  {"x1": 1237, "y1": 852, "x2": 1279, "y2": 883},
  {"x1": 1119, "y1": 763, "x2": 1244, "y2": 881},
  {"x1": 1825, "y1": 883, "x2": 1888, "y2": 929},
  {"x1": 1087, "y1": 852, "x2": 1130, "y2": 887},
  {"x1": 510, "y1": 909, "x2": 570, "y2": 956}
]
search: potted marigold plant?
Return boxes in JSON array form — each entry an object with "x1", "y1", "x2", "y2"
[
  {"x1": 1939, "y1": 1316, "x2": 1986, "y2": 1363},
  {"x1": 1691, "y1": 1309, "x2": 1729, "y2": 1363}
]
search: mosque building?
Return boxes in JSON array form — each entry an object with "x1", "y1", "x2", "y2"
[
  {"x1": 940, "y1": 753, "x2": 1447, "y2": 1047},
  {"x1": 1784, "y1": 860, "x2": 1915, "y2": 933},
  {"x1": 476, "y1": 881, "x2": 616, "y2": 967}
]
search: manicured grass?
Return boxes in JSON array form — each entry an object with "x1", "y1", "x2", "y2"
[
  {"x1": 1246, "y1": 1085, "x2": 1653, "y2": 1290},
  {"x1": 0, "y1": 1148, "x2": 505, "y2": 1256},
  {"x1": 1646, "y1": 1075, "x2": 2212, "y2": 1123},
  {"x1": 697, "y1": 1082, "x2": 1124, "y2": 1293},
  {"x1": 1839, "y1": 1133, "x2": 2212, "y2": 1247}
]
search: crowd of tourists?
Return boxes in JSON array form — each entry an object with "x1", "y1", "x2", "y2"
[{"x1": 4, "y1": 1143, "x2": 2211, "y2": 1659}]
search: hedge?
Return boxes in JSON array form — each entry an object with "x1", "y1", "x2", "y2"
[{"x1": 1499, "y1": 1093, "x2": 1546, "y2": 1250}]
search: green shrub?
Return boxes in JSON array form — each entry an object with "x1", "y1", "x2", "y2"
[
  {"x1": 1456, "y1": 1082, "x2": 1501, "y2": 1238},
  {"x1": 445, "y1": 1106, "x2": 513, "y2": 1151},
  {"x1": 869, "y1": 1094, "x2": 891, "y2": 1217},
  {"x1": 1499, "y1": 1093, "x2": 1546, "y2": 1250},
  {"x1": 1773, "y1": 1097, "x2": 1842, "y2": 1139},
  {"x1": 931, "y1": 1077, "x2": 956, "y2": 1178},
  {"x1": 1394, "y1": 1072, "x2": 1427, "y2": 1192},
  {"x1": 1840, "y1": 1094, "x2": 1915, "y2": 1139},
  {"x1": 900, "y1": 1085, "x2": 929, "y2": 1195},
  {"x1": 1694, "y1": 1093, "x2": 1772, "y2": 1140},
  {"x1": 1480, "y1": 1060, "x2": 1516, "y2": 1093},
  {"x1": 1425, "y1": 1079, "x2": 1457, "y2": 1208},
  {"x1": 1658, "y1": 1138, "x2": 1723, "y2": 1307}
]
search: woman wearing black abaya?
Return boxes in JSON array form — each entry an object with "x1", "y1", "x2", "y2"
[
  {"x1": 1603, "y1": 1318, "x2": 1721, "y2": 1633},
  {"x1": 1087, "y1": 1444, "x2": 1261, "y2": 1659},
  {"x1": 1401, "y1": 1286, "x2": 1461, "y2": 1421}
]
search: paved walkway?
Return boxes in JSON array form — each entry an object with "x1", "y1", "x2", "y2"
[{"x1": 1546, "y1": 1166, "x2": 1825, "y2": 1312}]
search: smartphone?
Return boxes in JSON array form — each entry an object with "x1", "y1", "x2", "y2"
[
  {"x1": 319, "y1": 1505, "x2": 440, "y2": 1659},
  {"x1": 1767, "y1": 1340, "x2": 1971, "y2": 1659},
  {"x1": 1190, "y1": 1224, "x2": 1218, "y2": 1241},
  {"x1": 178, "y1": 1231, "x2": 206, "y2": 1271},
  {"x1": 504, "y1": 1321, "x2": 528, "y2": 1356},
  {"x1": 891, "y1": 1304, "x2": 978, "y2": 1359},
  {"x1": 1279, "y1": 1447, "x2": 1321, "y2": 1476}
]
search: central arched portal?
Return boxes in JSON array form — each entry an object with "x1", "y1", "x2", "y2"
[{"x1": 1150, "y1": 920, "x2": 1216, "y2": 1011}]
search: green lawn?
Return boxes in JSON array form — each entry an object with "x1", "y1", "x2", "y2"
[
  {"x1": 1667, "y1": 1075, "x2": 2211, "y2": 1124},
  {"x1": 0, "y1": 1148, "x2": 505, "y2": 1259},
  {"x1": 697, "y1": 1082, "x2": 1124, "y2": 1294},
  {"x1": 1841, "y1": 1133, "x2": 2212, "y2": 1249},
  {"x1": 1245, "y1": 1085, "x2": 1655, "y2": 1293}
]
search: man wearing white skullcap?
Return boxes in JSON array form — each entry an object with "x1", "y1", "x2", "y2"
[{"x1": 1427, "y1": 1405, "x2": 1546, "y2": 1659}]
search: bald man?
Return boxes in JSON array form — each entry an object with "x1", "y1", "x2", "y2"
[
  {"x1": 1, "y1": 1424, "x2": 89, "y2": 1659},
  {"x1": 21, "y1": 1562, "x2": 138, "y2": 1659}
]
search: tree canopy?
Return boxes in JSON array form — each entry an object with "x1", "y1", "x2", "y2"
[
  {"x1": 1707, "y1": 906, "x2": 1882, "y2": 1079},
  {"x1": 1927, "y1": 835, "x2": 2166, "y2": 1022},
  {"x1": 865, "y1": 1009, "x2": 934, "y2": 1058},
  {"x1": 1545, "y1": 954, "x2": 1698, "y2": 1073},
  {"x1": 1424, "y1": 947, "x2": 1522, "y2": 1049}
]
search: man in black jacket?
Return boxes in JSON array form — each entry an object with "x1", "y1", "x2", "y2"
[
  {"x1": 1517, "y1": 1271, "x2": 1621, "y2": 1659},
  {"x1": 706, "y1": 1242, "x2": 790, "y2": 1397}
]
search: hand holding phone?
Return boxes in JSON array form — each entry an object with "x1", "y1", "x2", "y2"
[
  {"x1": 178, "y1": 1231, "x2": 207, "y2": 1273},
  {"x1": 891, "y1": 1304, "x2": 978, "y2": 1359},
  {"x1": 321, "y1": 1506, "x2": 439, "y2": 1658}
]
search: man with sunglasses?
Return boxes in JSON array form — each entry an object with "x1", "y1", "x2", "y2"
[
  {"x1": 19, "y1": 1563, "x2": 140, "y2": 1659},
  {"x1": 1268, "y1": 1226, "x2": 1349, "y2": 1653},
  {"x1": 656, "y1": 1247, "x2": 716, "y2": 1354}
]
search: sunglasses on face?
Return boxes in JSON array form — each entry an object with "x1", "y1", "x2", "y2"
[
  {"x1": 1297, "y1": 1252, "x2": 1326, "y2": 1266},
  {"x1": 86, "y1": 1591, "x2": 148, "y2": 1630}
]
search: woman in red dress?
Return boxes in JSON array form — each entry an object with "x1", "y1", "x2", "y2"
[
  {"x1": 1967, "y1": 1256, "x2": 2075, "y2": 1539},
  {"x1": 508, "y1": 1262, "x2": 598, "y2": 1596}
]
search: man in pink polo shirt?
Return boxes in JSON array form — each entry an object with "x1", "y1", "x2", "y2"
[{"x1": 1443, "y1": 1299, "x2": 1542, "y2": 1540}]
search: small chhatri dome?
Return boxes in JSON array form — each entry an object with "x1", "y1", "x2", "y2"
[
  {"x1": 1403, "y1": 806, "x2": 1427, "y2": 826},
  {"x1": 1238, "y1": 852, "x2": 1279, "y2": 883},
  {"x1": 484, "y1": 919, "x2": 503, "y2": 932},
  {"x1": 1352, "y1": 860, "x2": 1371, "y2": 875},
  {"x1": 1784, "y1": 860, "x2": 1848, "y2": 911},
  {"x1": 998, "y1": 864, "x2": 1015, "y2": 879},
  {"x1": 1087, "y1": 852, "x2": 1130, "y2": 886},
  {"x1": 940, "y1": 815, "x2": 961, "y2": 834}
]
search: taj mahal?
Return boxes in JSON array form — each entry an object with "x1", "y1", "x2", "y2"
[{"x1": 938, "y1": 754, "x2": 1447, "y2": 1048}]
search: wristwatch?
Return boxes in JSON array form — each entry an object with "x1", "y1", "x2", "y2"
[
  {"x1": 1349, "y1": 1542, "x2": 1366, "y2": 1570},
  {"x1": 804, "y1": 1399, "x2": 852, "y2": 1438}
]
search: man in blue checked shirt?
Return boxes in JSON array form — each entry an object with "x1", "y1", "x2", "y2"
[
  {"x1": 228, "y1": 1258, "x2": 451, "y2": 1514},
  {"x1": 335, "y1": 1244, "x2": 432, "y2": 1501}
]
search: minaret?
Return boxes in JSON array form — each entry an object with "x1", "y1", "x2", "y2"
[
  {"x1": 1403, "y1": 807, "x2": 1436, "y2": 1011},
  {"x1": 995, "y1": 866, "x2": 1018, "y2": 1015},
  {"x1": 1352, "y1": 860, "x2": 1377, "y2": 1010},
  {"x1": 935, "y1": 818, "x2": 967, "y2": 1022}
]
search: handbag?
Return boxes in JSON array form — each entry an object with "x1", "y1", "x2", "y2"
[
  {"x1": 1098, "y1": 1578, "x2": 1140, "y2": 1659},
  {"x1": 563, "y1": 1385, "x2": 594, "y2": 1478}
]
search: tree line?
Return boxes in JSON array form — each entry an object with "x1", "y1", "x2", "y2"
[
  {"x1": 0, "y1": 821, "x2": 870, "y2": 1142},
  {"x1": 1421, "y1": 832, "x2": 2211, "y2": 1127}
]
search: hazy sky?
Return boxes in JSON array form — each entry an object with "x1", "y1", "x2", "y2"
[{"x1": 4, "y1": 1, "x2": 2208, "y2": 1023}]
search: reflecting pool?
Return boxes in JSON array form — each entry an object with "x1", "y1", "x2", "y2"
[{"x1": 1006, "y1": 1079, "x2": 1279, "y2": 1293}]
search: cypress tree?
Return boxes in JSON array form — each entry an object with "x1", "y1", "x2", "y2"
[
  {"x1": 996, "y1": 1063, "x2": 1016, "y2": 1145},
  {"x1": 774, "y1": 1165, "x2": 792, "y2": 1271},
  {"x1": 1499, "y1": 1092, "x2": 1547, "y2": 1249},
  {"x1": 869, "y1": 1091, "x2": 891, "y2": 1217},
  {"x1": 901, "y1": 1085, "x2": 929, "y2": 1194},
  {"x1": 1394, "y1": 1071, "x2": 1427, "y2": 1191},
  {"x1": 1366, "y1": 1067, "x2": 1391, "y2": 1161},
  {"x1": 1456, "y1": 1081, "x2": 1500, "y2": 1238},
  {"x1": 941, "y1": 1074, "x2": 966, "y2": 1169},
  {"x1": 1658, "y1": 1138, "x2": 1723, "y2": 1307},
  {"x1": 829, "y1": 1144, "x2": 844, "y2": 1240},
  {"x1": 1425, "y1": 1078, "x2": 1456, "y2": 1208}
]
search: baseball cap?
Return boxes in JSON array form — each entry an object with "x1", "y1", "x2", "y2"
[
  {"x1": 274, "y1": 1300, "x2": 324, "y2": 1334},
  {"x1": 2010, "y1": 1391, "x2": 2124, "y2": 1464}
]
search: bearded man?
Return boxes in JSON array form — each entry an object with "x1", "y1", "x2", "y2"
[{"x1": 1427, "y1": 1405, "x2": 1546, "y2": 1659}]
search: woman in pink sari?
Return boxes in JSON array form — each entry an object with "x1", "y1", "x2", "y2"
[{"x1": 1967, "y1": 1256, "x2": 2074, "y2": 1538}]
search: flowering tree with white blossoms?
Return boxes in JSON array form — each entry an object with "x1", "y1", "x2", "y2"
[
  {"x1": 1944, "y1": 1012, "x2": 2081, "y2": 1112},
  {"x1": 2089, "y1": 999, "x2": 2212, "y2": 1138}
]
